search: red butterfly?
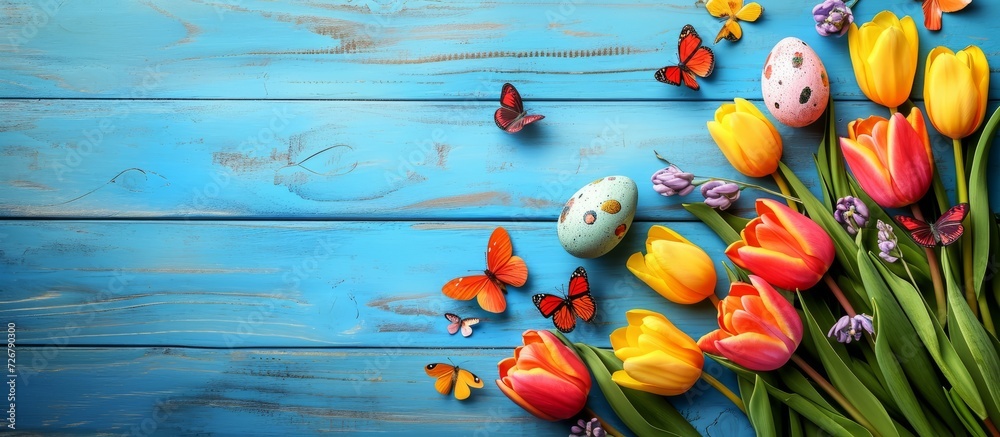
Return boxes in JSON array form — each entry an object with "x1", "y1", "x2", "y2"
[
  {"x1": 533, "y1": 266, "x2": 597, "y2": 333},
  {"x1": 442, "y1": 227, "x2": 528, "y2": 313},
  {"x1": 655, "y1": 24, "x2": 716, "y2": 91},
  {"x1": 894, "y1": 203, "x2": 969, "y2": 248},
  {"x1": 494, "y1": 83, "x2": 545, "y2": 134}
]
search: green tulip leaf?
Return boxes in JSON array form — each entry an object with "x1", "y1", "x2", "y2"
[
  {"x1": 872, "y1": 300, "x2": 944, "y2": 437},
  {"x1": 799, "y1": 295, "x2": 901, "y2": 437},
  {"x1": 942, "y1": 254, "x2": 1000, "y2": 424},
  {"x1": 573, "y1": 344, "x2": 699, "y2": 437},
  {"x1": 946, "y1": 387, "x2": 988, "y2": 437},
  {"x1": 871, "y1": 253, "x2": 986, "y2": 418},
  {"x1": 747, "y1": 375, "x2": 777, "y2": 437},
  {"x1": 682, "y1": 203, "x2": 741, "y2": 245},
  {"x1": 856, "y1": 249, "x2": 963, "y2": 429},
  {"x1": 788, "y1": 408, "x2": 804, "y2": 437},
  {"x1": 969, "y1": 106, "x2": 1000, "y2": 298}
]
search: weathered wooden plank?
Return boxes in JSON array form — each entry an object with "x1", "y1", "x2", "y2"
[
  {"x1": 0, "y1": 220, "x2": 731, "y2": 348},
  {"x1": 0, "y1": 0, "x2": 995, "y2": 100},
  {"x1": 0, "y1": 99, "x2": 987, "y2": 219},
  {"x1": 7, "y1": 347, "x2": 751, "y2": 435}
]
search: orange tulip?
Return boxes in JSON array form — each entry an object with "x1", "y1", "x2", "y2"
[
  {"x1": 496, "y1": 330, "x2": 591, "y2": 421},
  {"x1": 840, "y1": 108, "x2": 934, "y2": 208},
  {"x1": 698, "y1": 276, "x2": 804, "y2": 371},
  {"x1": 726, "y1": 199, "x2": 835, "y2": 290}
]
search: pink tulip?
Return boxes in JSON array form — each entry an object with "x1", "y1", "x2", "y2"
[
  {"x1": 698, "y1": 276, "x2": 803, "y2": 371},
  {"x1": 496, "y1": 330, "x2": 591, "y2": 421}
]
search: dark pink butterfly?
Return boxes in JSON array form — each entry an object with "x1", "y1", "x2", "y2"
[
  {"x1": 494, "y1": 83, "x2": 544, "y2": 133},
  {"x1": 894, "y1": 203, "x2": 969, "y2": 247},
  {"x1": 444, "y1": 313, "x2": 480, "y2": 337}
]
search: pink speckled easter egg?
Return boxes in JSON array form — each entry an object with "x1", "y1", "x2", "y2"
[{"x1": 761, "y1": 37, "x2": 829, "y2": 127}]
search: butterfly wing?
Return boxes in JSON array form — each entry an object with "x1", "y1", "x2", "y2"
[
  {"x1": 654, "y1": 66, "x2": 683, "y2": 86},
  {"x1": 680, "y1": 70, "x2": 701, "y2": 90},
  {"x1": 736, "y1": 2, "x2": 763, "y2": 21},
  {"x1": 425, "y1": 363, "x2": 456, "y2": 396},
  {"x1": 495, "y1": 107, "x2": 524, "y2": 133},
  {"x1": 453, "y1": 367, "x2": 484, "y2": 400},
  {"x1": 566, "y1": 267, "x2": 597, "y2": 323},
  {"x1": 922, "y1": 0, "x2": 943, "y2": 30},
  {"x1": 715, "y1": 19, "x2": 742, "y2": 44},
  {"x1": 895, "y1": 215, "x2": 937, "y2": 247},
  {"x1": 498, "y1": 83, "x2": 524, "y2": 113},
  {"x1": 677, "y1": 25, "x2": 715, "y2": 79},
  {"x1": 444, "y1": 313, "x2": 462, "y2": 335},
  {"x1": 705, "y1": 0, "x2": 736, "y2": 18},
  {"x1": 533, "y1": 293, "x2": 575, "y2": 333},
  {"x1": 442, "y1": 274, "x2": 507, "y2": 313},
  {"x1": 933, "y1": 203, "x2": 969, "y2": 246},
  {"x1": 460, "y1": 318, "x2": 480, "y2": 337},
  {"x1": 486, "y1": 227, "x2": 528, "y2": 287}
]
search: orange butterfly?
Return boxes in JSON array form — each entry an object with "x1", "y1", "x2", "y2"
[
  {"x1": 921, "y1": 0, "x2": 970, "y2": 30},
  {"x1": 654, "y1": 25, "x2": 715, "y2": 91},
  {"x1": 706, "y1": 0, "x2": 763, "y2": 43},
  {"x1": 424, "y1": 363, "x2": 484, "y2": 400},
  {"x1": 442, "y1": 227, "x2": 528, "y2": 313}
]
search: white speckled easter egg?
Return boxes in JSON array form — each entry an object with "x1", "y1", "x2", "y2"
[
  {"x1": 761, "y1": 37, "x2": 830, "y2": 127},
  {"x1": 557, "y1": 176, "x2": 638, "y2": 258}
]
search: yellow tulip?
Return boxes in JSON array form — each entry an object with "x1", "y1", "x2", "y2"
[
  {"x1": 626, "y1": 225, "x2": 717, "y2": 304},
  {"x1": 706, "y1": 98, "x2": 783, "y2": 178},
  {"x1": 610, "y1": 309, "x2": 704, "y2": 396},
  {"x1": 847, "y1": 11, "x2": 919, "y2": 109},
  {"x1": 924, "y1": 45, "x2": 990, "y2": 140}
]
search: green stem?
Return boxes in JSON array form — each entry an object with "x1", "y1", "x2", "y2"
[
  {"x1": 954, "y1": 138, "x2": 980, "y2": 317},
  {"x1": 791, "y1": 354, "x2": 878, "y2": 435},
  {"x1": 912, "y1": 204, "x2": 948, "y2": 326},
  {"x1": 888, "y1": 106, "x2": 898, "y2": 115},
  {"x1": 771, "y1": 171, "x2": 799, "y2": 212},
  {"x1": 699, "y1": 372, "x2": 747, "y2": 414},
  {"x1": 824, "y1": 274, "x2": 856, "y2": 318}
]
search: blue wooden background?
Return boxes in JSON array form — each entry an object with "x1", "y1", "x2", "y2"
[{"x1": 1, "y1": 0, "x2": 998, "y2": 435}]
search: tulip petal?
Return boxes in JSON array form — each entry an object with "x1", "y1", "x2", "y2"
[
  {"x1": 648, "y1": 240, "x2": 717, "y2": 304},
  {"x1": 617, "y1": 350, "x2": 702, "y2": 396},
  {"x1": 708, "y1": 120, "x2": 754, "y2": 177},
  {"x1": 507, "y1": 369, "x2": 589, "y2": 420},
  {"x1": 627, "y1": 252, "x2": 669, "y2": 298},
  {"x1": 927, "y1": 51, "x2": 979, "y2": 139},
  {"x1": 714, "y1": 332, "x2": 794, "y2": 371},
  {"x1": 612, "y1": 370, "x2": 689, "y2": 396},
  {"x1": 842, "y1": 136, "x2": 905, "y2": 208},
  {"x1": 961, "y1": 45, "x2": 989, "y2": 132},
  {"x1": 647, "y1": 225, "x2": 691, "y2": 245},
  {"x1": 610, "y1": 326, "x2": 629, "y2": 352},
  {"x1": 868, "y1": 26, "x2": 914, "y2": 108},
  {"x1": 886, "y1": 113, "x2": 933, "y2": 203},
  {"x1": 725, "y1": 112, "x2": 781, "y2": 176},
  {"x1": 697, "y1": 329, "x2": 730, "y2": 355},
  {"x1": 728, "y1": 245, "x2": 822, "y2": 290},
  {"x1": 496, "y1": 378, "x2": 560, "y2": 421},
  {"x1": 755, "y1": 199, "x2": 836, "y2": 268},
  {"x1": 749, "y1": 275, "x2": 804, "y2": 344},
  {"x1": 848, "y1": 23, "x2": 875, "y2": 102}
]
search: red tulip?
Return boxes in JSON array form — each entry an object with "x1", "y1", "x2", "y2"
[
  {"x1": 496, "y1": 330, "x2": 591, "y2": 421},
  {"x1": 698, "y1": 276, "x2": 804, "y2": 371},
  {"x1": 840, "y1": 108, "x2": 934, "y2": 208},
  {"x1": 726, "y1": 199, "x2": 835, "y2": 291}
]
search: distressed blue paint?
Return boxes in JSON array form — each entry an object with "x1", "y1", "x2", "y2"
[
  {"x1": 0, "y1": 100, "x2": 993, "y2": 219},
  {"x1": 0, "y1": 0, "x2": 996, "y2": 100},
  {"x1": 2, "y1": 0, "x2": 998, "y2": 435}
]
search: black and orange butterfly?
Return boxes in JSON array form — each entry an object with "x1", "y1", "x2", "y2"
[
  {"x1": 424, "y1": 362, "x2": 484, "y2": 400},
  {"x1": 494, "y1": 83, "x2": 545, "y2": 133},
  {"x1": 895, "y1": 203, "x2": 969, "y2": 248},
  {"x1": 654, "y1": 25, "x2": 716, "y2": 91},
  {"x1": 442, "y1": 227, "x2": 529, "y2": 313},
  {"x1": 532, "y1": 266, "x2": 597, "y2": 333}
]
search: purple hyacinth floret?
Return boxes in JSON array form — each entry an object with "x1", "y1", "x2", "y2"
[
  {"x1": 834, "y1": 196, "x2": 869, "y2": 236},
  {"x1": 652, "y1": 165, "x2": 695, "y2": 197},
  {"x1": 570, "y1": 418, "x2": 606, "y2": 437},
  {"x1": 828, "y1": 314, "x2": 875, "y2": 343},
  {"x1": 813, "y1": 0, "x2": 854, "y2": 37},
  {"x1": 877, "y1": 220, "x2": 899, "y2": 263},
  {"x1": 701, "y1": 180, "x2": 741, "y2": 211}
]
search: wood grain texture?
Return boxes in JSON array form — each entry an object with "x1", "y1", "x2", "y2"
[
  {"x1": 10, "y1": 347, "x2": 749, "y2": 435},
  {"x1": 1, "y1": 220, "x2": 728, "y2": 348},
  {"x1": 1, "y1": 99, "x2": 992, "y2": 219},
  {"x1": 0, "y1": 0, "x2": 996, "y2": 100}
]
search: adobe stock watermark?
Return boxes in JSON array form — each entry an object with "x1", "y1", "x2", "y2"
[
  {"x1": 50, "y1": 64, "x2": 167, "y2": 182},
  {"x1": 6, "y1": 0, "x2": 63, "y2": 52}
]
